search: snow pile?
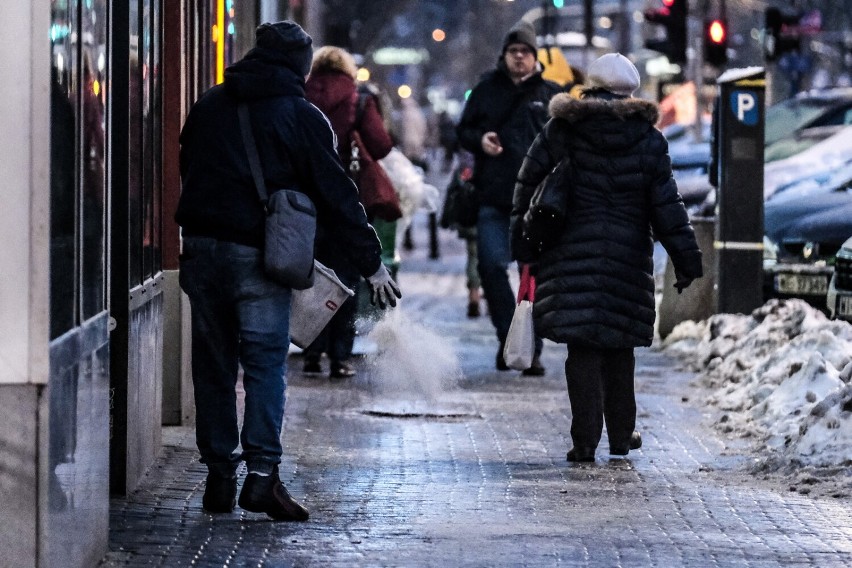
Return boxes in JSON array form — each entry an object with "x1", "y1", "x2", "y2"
[{"x1": 662, "y1": 299, "x2": 852, "y2": 467}]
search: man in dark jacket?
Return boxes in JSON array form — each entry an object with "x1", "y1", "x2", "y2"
[
  {"x1": 456, "y1": 19, "x2": 561, "y2": 375},
  {"x1": 511, "y1": 53, "x2": 703, "y2": 462},
  {"x1": 176, "y1": 21, "x2": 400, "y2": 521}
]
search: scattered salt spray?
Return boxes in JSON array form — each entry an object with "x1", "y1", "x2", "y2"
[{"x1": 363, "y1": 307, "x2": 462, "y2": 410}]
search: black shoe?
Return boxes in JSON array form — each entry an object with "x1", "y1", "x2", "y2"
[
  {"x1": 610, "y1": 431, "x2": 642, "y2": 456},
  {"x1": 496, "y1": 345, "x2": 509, "y2": 371},
  {"x1": 522, "y1": 356, "x2": 545, "y2": 376},
  {"x1": 238, "y1": 470, "x2": 310, "y2": 521},
  {"x1": 202, "y1": 472, "x2": 237, "y2": 513},
  {"x1": 467, "y1": 301, "x2": 480, "y2": 318},
  {"x1": 330, "y1": 360, "x2": 356, "y2": 379},
  {"x1": 302, "y1": 357, "x2": 322, "y2": 375},
  {"x1": 566, "y1": 447, "x2": 596, "y2": 462},
  {"x1": 630, "y1": 431, "x2": 642, "y2": 450}
]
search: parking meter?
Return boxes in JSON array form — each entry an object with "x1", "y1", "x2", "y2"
[{"x1": 714, "y1": 68, "x2": 765, "y2": 314}]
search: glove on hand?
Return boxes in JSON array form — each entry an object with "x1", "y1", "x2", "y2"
[
  {"x1": 674, "y1": 270, "x2": 693, "y2": 294},
  {"x1": 367, "y1": 264, "x2": 402, "y2": 309}
]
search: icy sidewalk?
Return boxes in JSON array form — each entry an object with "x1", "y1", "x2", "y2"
[{"x1": 101, "y1": 218, "x2": 852, "y2": 567}]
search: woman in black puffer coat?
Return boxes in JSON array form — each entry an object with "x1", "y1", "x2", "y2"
[{"x1": 510, "y1": 53, "x2": 703, "y2": 463}]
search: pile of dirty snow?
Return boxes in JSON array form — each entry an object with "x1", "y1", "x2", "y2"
[{"x1": 662, "y1": 299, "x2": 852, "y2": 469}]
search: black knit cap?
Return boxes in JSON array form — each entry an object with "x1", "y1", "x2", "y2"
[
  {"x1": 255, "y1": 21, "x2": 313, "y2": 76},
  {"x1": 502, "y1": 20, "x2": 537, "y2": 54}
]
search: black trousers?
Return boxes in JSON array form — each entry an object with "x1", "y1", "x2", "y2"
[{"x1": 565, "y1": 345, "x2": 636, "y2": 451}]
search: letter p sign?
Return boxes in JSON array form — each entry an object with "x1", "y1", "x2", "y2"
[{"x1": 730, "y1": 91, "x2": 758, "y2": 126}]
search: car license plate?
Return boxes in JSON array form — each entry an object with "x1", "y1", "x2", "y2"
[
  {"x1": 838, "y1": 295, "x2": 852, "y2": 317},
  {"x1": 774, "y1": 273, "x2": 828, "y2": 295}
]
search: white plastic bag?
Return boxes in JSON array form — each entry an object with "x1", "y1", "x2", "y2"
[
  {"x1": 379, "y1": 147, "x2": 440, "y2": 225},
  {"x1": 503, "y1": 300, "x2": 535, "y2": 370}
]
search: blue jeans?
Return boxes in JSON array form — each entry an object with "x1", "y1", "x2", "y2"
[
  {"x1": 477, "y1": 206, "x2": 543, "y2": 355},
  {"x1": 179, "y1": 237, "x2": 291, "y2": 476}
]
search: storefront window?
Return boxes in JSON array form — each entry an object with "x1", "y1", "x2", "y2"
[
  {"x1": 129, "y1": 0, "x2": 163, "y2": 285},
  {"x1": 80, "y1": 0, "x2": 108, "y2": 320},
  {"x1": 50, "y1": 0, "x2": 109, "y2": 338}
]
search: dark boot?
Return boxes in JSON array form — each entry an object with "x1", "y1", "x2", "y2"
[
  {"x1": 202, "y1": 472, "x2": 237, "y2": 514},
  {"x1": 496, "y1": 342, "x2": 509, "y2": 371},
  {"x1": 302, "y1": 355, "x2": 322, "y2": 375},
  {"x1": 238, "y1": 468, "x2": 309, "y2": 522},
  {"x1": 522, "y1": 355, "x2": 545, "y2": 376},
  {"x1": 467, "y1": 301, "x2": 480, "y2": 318},
  {"x1": 566, "y1": 446, "x2": 596, "y2": 462},
  {"x1": 610, "y1": 431, "x2": 642, "y2": 456},
  {"x1": 330, "y1": 360, "x2": 356, "y2": 379}
]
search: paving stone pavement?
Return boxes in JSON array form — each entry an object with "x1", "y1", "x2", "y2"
[{"x1": 101, "y1": 225, "x2": 852, "y2": 568}]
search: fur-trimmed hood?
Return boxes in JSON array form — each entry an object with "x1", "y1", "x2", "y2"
[
  {"x1": 548, "y1": 92, "x2": 659, "y2": 125},
  {"x1": 547, "y1": 92, "x2": 660, "y2": 152},
  {"x1": 310, "y1": 46, "x2": 358, "y2": 79}
]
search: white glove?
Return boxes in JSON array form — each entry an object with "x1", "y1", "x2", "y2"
[{"x1": 367, "y1": 264, "x2": 402, "y2": 309}]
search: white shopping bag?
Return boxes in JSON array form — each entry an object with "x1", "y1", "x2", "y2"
[
  {"x1": 503, "y1": 264, "x2": 536, "y2": 370},
  {"x1": 503, "y1": 299, "x2": 535, "y2": 370}
]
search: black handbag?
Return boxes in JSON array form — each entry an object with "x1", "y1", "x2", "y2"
[
  {"x1": 238, "y1": 103, "x2": 316, "y2": 289},
  {"x1": 439, "y1": 171, "x2": 478, "y2": 229},
  {"x1": 522, "y1": 157, "x2": 571, "y2": 252}
]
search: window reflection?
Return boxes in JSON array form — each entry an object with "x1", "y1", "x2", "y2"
[
  {"x1": 49, "y1": 0, "x2": 78, "y2": 339},
  {"x1": 128, "y1": 0, "x2": 143, "y2": 284},
  {"x1": 81, "y1": 0, "x2": 108, "y2": 319},
  {"x1": 130, "y1": 0, "x2": 163, "y2": 285},
  {"x1": 49, "y1": 0, "x2": 108, "y2": 338}
]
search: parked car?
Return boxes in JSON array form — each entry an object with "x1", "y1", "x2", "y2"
[
  {"x1": 826, "y1": 236, "x2": 852, "y2": 322},
  {"x1": 764, "y1": 125, "x2": 852, "y2": 201},
  {"x1": 763, "y1": 189, "x2": 852, "y2": 309},
  {"x1": 764, "y1": 87, "x2": 852, "y2": 163}
]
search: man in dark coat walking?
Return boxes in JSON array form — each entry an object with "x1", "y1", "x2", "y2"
[
  {"x1": 511, "y1": 53, "x2": 703, "y2": 462},
  {"x1": 176, "y1": 21, "x2": 400, "y2": 521},
  {"x1": 456, "y1": 19, "x2": 561, "y2": 375}
]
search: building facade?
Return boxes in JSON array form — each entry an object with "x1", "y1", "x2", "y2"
[{"x1": 0, "y1": 1, "x2": 317, "y2": 566}]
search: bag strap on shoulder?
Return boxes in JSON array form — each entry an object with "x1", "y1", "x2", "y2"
[
  {"x1": 354, "y1": 91, "x2": 369, "y2": 130},
  {"x1": 237, "y1": 102, "x2": 269, "y2": 204}
]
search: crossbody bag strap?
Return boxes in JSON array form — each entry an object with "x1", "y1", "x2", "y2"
[
  {"x1": 237, "y1": 102, "x2": 269, "y2": 204},
  {"x1": 349, "y1": 92, "x2": 370, "y2": 177}
]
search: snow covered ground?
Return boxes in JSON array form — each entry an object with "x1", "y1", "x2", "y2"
[{"x1": 660, "y1": 299, "x2": 852, "y2": 492}]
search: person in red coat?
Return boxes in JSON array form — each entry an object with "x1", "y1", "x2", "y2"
[{"x1": 304, "y1": 46, "x2": 394, "y2": 378}]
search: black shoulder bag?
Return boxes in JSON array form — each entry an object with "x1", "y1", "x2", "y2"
[
  {"x1": 237, "y1": 102, "x2": 316, "y2": 289},
  {"x1": 522, "y1": 153, "x2": 572, "y2": 253}
]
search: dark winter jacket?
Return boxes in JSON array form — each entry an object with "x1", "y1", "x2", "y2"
[
  {"x1": 511, "y1": 92, "x2": 703, "y2": 348},
  {"x1": 305, "y1": 69, "x2": 393, "y2": 166},
  {"x1": 456, "y1": 62, "x2": 561, "y2": 212},
  {"x1": 175, "y1": 43, "x2": 382, "y2": 279}
]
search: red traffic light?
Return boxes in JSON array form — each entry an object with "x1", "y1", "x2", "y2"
[
  {"x1": 708, "y1": 19, "x2": 726, "y2": 44},
  {"x1": 643, "y1": 0, "x2": 687, "y2": 64},
  {"x1": 703, "y1": 18, "x2": 728, "y2": 66}
]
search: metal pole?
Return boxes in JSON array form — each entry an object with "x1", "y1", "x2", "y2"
[
  {"x1": 584, "y1": 0, "x2": 594, "y2": 68},
  {"x1": 691, "y1": 3, "x2": 704, "y2": 142},
  {"x1": 618, "y1": 0, "x2": 630, "y2": 55}
]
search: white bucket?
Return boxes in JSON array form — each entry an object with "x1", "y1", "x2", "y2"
[{"x1": 289, "y1": 260, "x2": 355, "y2": 349}]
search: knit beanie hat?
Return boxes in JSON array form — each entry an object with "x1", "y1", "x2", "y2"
[
  {"x1": 502, "y1": 20, "x2": 537, "y2": 54},
  {"x1": 255, "y1": 21, "x2": 313, "y2": 76},
  {"x1": 586, "y1": 53, "x2": 640, "y2": 97}
]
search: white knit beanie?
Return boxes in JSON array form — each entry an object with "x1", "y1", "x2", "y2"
[{"x1": 587, "y1": 53, "x2": 640, "y2": 97}]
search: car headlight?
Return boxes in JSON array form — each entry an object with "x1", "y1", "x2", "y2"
[{"x1": 763, "y1": 235, "x2": 778, "y2": 267}]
